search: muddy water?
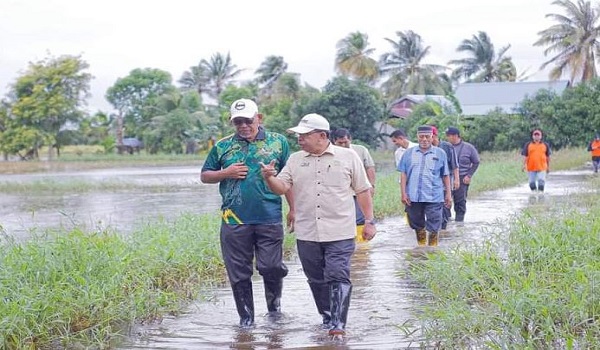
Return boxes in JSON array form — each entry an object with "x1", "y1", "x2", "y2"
[
  {"x1": 0, "y1": 167, "x2": 591, "y2": 348},
  {"x1": 0, "y1": 166, "x2": 219, "y2": 239},
  {"x1": 110, "y1": 170, "x2": 591, "y2": 350}
]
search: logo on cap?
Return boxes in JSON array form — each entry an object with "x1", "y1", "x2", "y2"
[{"x1": 234, "y1": 101, "x2": 247, "y2": 110}]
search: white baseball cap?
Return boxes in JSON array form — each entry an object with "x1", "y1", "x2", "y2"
[
  {"x1": 230, "y1": 99, "x2": 258, "y2": 119},
  {"x1": 287, "y1": 113, "x2": 330, "y2": 134}
]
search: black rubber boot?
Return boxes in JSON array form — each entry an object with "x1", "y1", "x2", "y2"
[
  {"x1": 538, "y1": 184, "x2": 545, "y2": 192},
  {"x1": 328, "y1": 282, "x2": 352, "y2": 336},
  {"x1": 264, "y1": 278, "x2": 283, "y2": 317},
  {"x1": 309, "y1": 282, "x2": 331, "y2": 328},
  {"x1": 232, "y1": 280, "x2": 254, "y2": 328}
]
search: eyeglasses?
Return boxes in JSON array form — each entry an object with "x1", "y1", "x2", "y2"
[{"x1": 232, "y1": 118, "x2": 255, "y2": 126}]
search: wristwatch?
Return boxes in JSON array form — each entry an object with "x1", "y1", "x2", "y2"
[{"x1": 365, "y1": 219, "x2": 377, "y2": 225}]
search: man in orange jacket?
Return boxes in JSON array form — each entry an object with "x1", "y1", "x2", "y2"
[
  {"x1": 587, "y1": 134, "x2": 600, "y2": 173},
  {"x1": 521, "y1": 129, "x2": 551, "y2": 193}
]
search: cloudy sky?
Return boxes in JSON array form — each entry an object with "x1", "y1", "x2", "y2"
[{"x1": 1, "y1": 0, "x2": 561, "y2": 112}]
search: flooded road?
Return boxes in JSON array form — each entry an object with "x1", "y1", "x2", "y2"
[
  {"x1": 109, "y1": 169, "x2": 590, "y2": 349},
  {"x1": 0, "y1": 166, "x2": 592, "y2": 348}
]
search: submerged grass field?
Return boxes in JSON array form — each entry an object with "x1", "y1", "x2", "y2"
[
  {"x1": 407, "y1": 186, "x2": 600, "y2": 348},
  {"x1": 0, "y1": 146, "x2": 593, "y2": 348}
]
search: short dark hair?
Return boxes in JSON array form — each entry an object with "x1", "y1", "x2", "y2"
[
  {"x1": 331, "y1": 128, "x2": 351, "y2": 140},
  {"x1": 390, "y1": 129, "x2": 407, "y2": 138}
]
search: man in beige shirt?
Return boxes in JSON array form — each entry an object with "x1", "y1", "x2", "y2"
[{"x1": 260, "y1": 113, "x2": 376, "y2": 338}]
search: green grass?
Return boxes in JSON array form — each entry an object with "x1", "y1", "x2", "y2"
[{"x1": 0, "y1": 213, "x2": 224, "y2": 349}]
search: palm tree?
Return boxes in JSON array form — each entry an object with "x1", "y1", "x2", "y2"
[
  {"x1": 200, "y1": 52, "x2": 244, "y2": 99},
  {"x1": 335, "y1": 31, "x2": 379, "y2": 82},
  {"x1": 178, "y1": 65, "x2": 210, "y2": 95},
  {"x1": 255, "y1": 55, "x2": 288, "y2": 90},
  {"x1": 379, "y1": 30, "x2": 449, "y2": 98},
  {"x1": 534, "y1": 0, "x2": 600, "y2": 83},
  {"x1": 448, "y1": 31, "x2": 517, "y2": 83}
]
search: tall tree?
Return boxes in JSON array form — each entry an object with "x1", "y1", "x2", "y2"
[
  {"x1": 297, "y1": 76, "x2": 384, "y2": 148},
  {"x1": 255, "y1": 55, "x2": 288, "y2": 91},
  {"x1": 449, "y1": 31, "x2": 517, "y2": 83},
  {"x1": 200, "y1": 52, "x2": 243, "y2": 99},
  {"x1": 534, "y1": 0, "x2": 600, "y2": 83},
  {"x1": 335, "y1": 31, "x2": 379, "y2": 82},
  {"x1": 105, "y1": 68, "x2": 175, "y2": 139},
  {"x1": 379, "y1": 30, "x2": 449, "y2": 98},
  {"x1": 178, "y1": 64, "x2": 210, "y2": 95},
  {"x1": 2, "y1": 55, "x2": 91, "y2": 159}
]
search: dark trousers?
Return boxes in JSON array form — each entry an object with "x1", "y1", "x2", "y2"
[
  {"x1": 296, "y1": 239, "x2": 355, "y2": 285},
  {"x1": 452, "y1": 176, "x2": 470, "y2": 221},
  {"x1": 406, "y1": 202, "x2": 444, "y2": 232},
  {"x1": 220, "y1": 223, "x2": 288, "y2": 286},
  {"x1": 297, "y1": 239, "x2": 355, "y2": 325}
]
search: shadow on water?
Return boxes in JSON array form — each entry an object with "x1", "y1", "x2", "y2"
[{"x1": 0, "y1": 166, "x2": 594, "y2": 349}]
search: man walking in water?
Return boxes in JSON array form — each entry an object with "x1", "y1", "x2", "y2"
[
  {"x1": 521, "y1": 128, "x2": 551, "y2": 193},
  {"x1": 201, "y1": 99, "x2": 293, "y2": 328},
  {"x1": 445, "y1": 126, "x2": 480, "y2": 222}
]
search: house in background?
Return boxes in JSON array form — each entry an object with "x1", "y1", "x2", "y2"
[
  {"x1": 455, "y1": 80, "x2": 570, "y2": 116},
  {"x1": 388, "y1": 80, "x2": 571, "y2": 118},
  {"x1": 388, "y1": 94, "x2": 454, "y2": 118}
]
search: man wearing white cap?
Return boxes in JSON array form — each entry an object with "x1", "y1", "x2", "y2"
[
  {"x1": 260, "y1": 113, "x2": 376, "y2": 338},
  {"x1": 201, "y1": 98, "x2": 293, "y2": 328}
]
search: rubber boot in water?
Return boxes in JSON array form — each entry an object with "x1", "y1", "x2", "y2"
[
  {"x1": 264, "y1": 278, "x2": 283, "y2": 319},
  {"x1": 428, "y1": 231, "x2": 438, "y2": 246},
  {"x1": 328, "y1": 282, "x2": 352, "y2": 337},
  {"x1": 232, "y1": 280, "x2": 254, "y2": 328},
  {"x1": 416, "y1": 228, "x2": 427, "y2": 246},
  {"x1": 309, "y1": 282, "x2": 331, "y2": 328}
]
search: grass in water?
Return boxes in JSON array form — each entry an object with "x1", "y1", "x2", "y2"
[
  {"x1": 0, "y1": 213, "x2": 225, "y2": 349},
  {"x1": 407, "y1": 188, "x2": 600, "y2": 348}
]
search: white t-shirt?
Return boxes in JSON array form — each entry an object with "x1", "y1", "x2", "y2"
[{"x1": 394, "y1": 141, "x2": 418, "y2": 167}]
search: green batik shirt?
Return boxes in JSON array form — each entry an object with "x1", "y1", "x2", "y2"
[{"x1": 201, "y1": 127, "x2": 290, "y2": 224}]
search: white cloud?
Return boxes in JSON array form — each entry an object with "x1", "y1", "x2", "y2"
[{"x1": 0, "y1": 0, "x2": 561, "y2": 112}]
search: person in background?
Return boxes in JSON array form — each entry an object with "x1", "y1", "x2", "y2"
[
  {"x1": 445, "y1": 126, "x2": 480, "y2": 222},
  {"x1": 390, "y1": 129, "x2": 418, "y2": 167},
  {"x1": 260, "y1": 113, "x2": 375, "y2": 338},
  {"x1": 587, "y1": 133, "x2": 600, "y2": 173},
  {"x1": 521, "y1": 128, "x2": 552, "y2": 193},
  {"x1": 200, "y1": 98, "x2": 293, "y2": 328},
  {"x1": 331, "y1": 128, "x2": 376, "y2": 243},
  {"x1": 431, "y1": 126, "x2": 459, "y2": 230},
  {"x1": 399, "y1": 125, "x2": 451, "y2": 246}
]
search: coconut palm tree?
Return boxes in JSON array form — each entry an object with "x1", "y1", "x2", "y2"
[
  {"x1": 200, "y1": 52, "x2": 244, "y2": 99},
  {"x1": 534, "y1": 0, "x2": 600, "y2": 83},
  {"x1": 255, "y1": 55, "x2": 288, "y2": 89},
  {"x1": 448, "y1": 31, "x2": 517, "y2": 83},
  {"x1": 378, "y1": 30, "x2": 449, "y2": 98},
  {"x1": 178, "y1": 65, "x2": 210, "y2": 95},
  {"x1": 335, "y1": 31, "x2": 379, "y2": 82}
]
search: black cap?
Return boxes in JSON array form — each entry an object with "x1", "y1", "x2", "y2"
[
  {"x1": 417, "y1": 125, "x2": 433, "y2": 134},
  {"x1": 445, "y1": 126, "x2": 460, "y2": 136}
]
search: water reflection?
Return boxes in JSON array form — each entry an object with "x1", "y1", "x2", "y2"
[{"x1": 0, "y1": 166, "x2": 221, "y2": 239}]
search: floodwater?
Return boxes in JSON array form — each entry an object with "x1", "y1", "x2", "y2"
[
  {"x1": 0, "y1": 166, "x2": 593, "y2": 349},
  {"x1": 0, "y1": 166, "x2": 219, "y2": 239}
]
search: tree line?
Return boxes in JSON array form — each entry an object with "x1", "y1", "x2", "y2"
[{"x1": 0, "y1": 0, "x2": 598, "y2": 159}]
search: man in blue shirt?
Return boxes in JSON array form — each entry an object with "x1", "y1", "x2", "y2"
[
  {"x1": 201, "y1": 98, "x2": 293, "y2": 328},
  {"x1": 398, "y1": 125, "x2": 452, "y2": 246}
]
